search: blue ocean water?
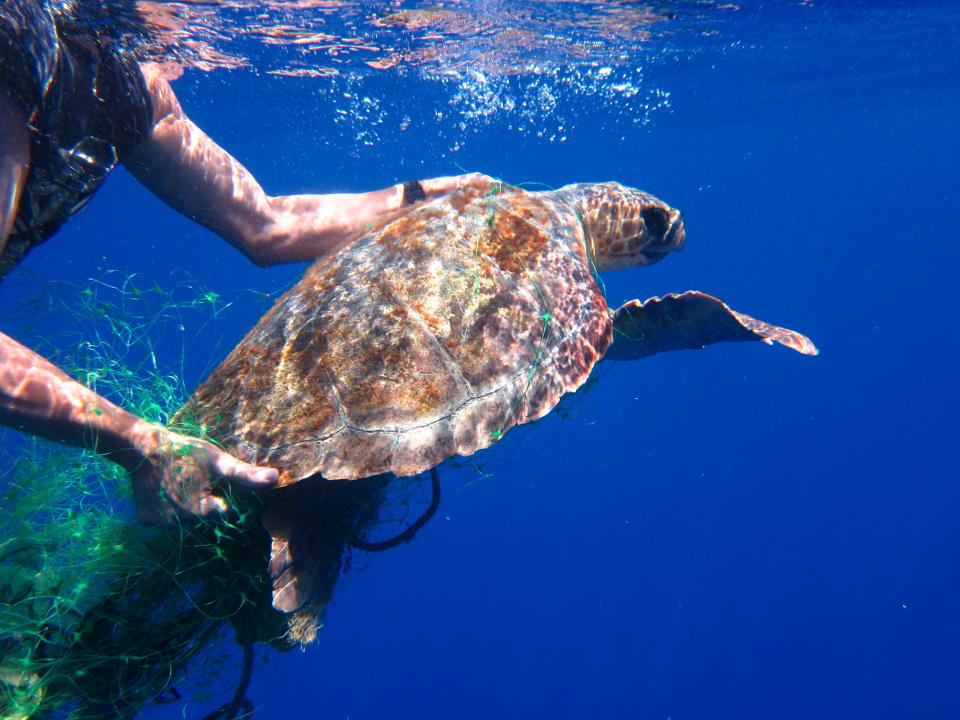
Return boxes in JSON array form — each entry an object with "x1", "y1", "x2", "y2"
[{"x1": 5, "y1": 1, "x2": 960, "y2": 718}]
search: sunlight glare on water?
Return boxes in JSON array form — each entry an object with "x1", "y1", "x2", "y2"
[{"x1": 130, "y1": 0, "x2": 738, "y2": 153}]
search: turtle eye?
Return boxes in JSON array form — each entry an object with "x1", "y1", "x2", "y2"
[{"x1": 641, "y1": 207, "x2": 670, "y2": 239}]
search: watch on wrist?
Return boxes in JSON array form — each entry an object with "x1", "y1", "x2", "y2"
[{"x1": 402, "y1": 179, "x2": 426, "y2": 206}]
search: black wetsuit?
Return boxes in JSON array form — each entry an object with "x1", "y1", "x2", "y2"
[{"x1": 0, "y1": 0, "x2": 153, "y2": 278}]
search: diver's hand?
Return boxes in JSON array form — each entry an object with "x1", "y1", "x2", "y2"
[
  {"x1": 420, "y1": 173, "x2": 499, "y2": 199},
  {"x1": 126, "y1": 422, "x2": 278, "y2": 525}
]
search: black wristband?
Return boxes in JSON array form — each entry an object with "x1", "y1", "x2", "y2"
[{"x1": 402, "y1": 179, "x2": 426, "y2": 206}]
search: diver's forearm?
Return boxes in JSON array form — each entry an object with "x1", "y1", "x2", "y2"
[
  {"x1": 0, "y1": 332, "x2": 146, "y2": 467},
  {"x1": 126, "y1": 85, "x2": 407, "y2": 266},
  {"x1": 252, "y1": 184, "x2": 406, "y2": 264},
  {"x1": 131, "y1": 67, "x2": 493, "y2": 267},
  {"x1": 253, "y1": 175, "x2": 493, "y2": 265}
]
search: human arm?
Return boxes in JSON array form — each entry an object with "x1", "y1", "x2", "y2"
[
  {"x1": 0, "y1": 332, "x2": 277, "y2": 524},
  {"x1": 0, "y1": 90, "x2": 276, "y2": 524},
  {"x1": 124, "y1": 64, "x2": 492, "y2": 266}
]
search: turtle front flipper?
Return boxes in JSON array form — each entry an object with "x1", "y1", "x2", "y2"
[{"x1": 607, "y1": 291, "x2": 817, "y2": 361}]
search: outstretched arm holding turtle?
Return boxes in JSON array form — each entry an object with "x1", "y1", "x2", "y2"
[
  {"x1": 0, "y1": 54, "x2": 486, "y2": 524},
  {"x1": 126, "y1": 65, "x2": 488, "y2": 266}
]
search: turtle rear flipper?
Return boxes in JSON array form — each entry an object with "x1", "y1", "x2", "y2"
[
  {"x1": 261, "y1": 475, "x2": 391, "y2": 617},
  {"x1": 607, "y1": 291, "x2": 817, "y2": 361}
]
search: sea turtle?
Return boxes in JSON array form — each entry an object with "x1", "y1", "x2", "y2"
[{"x1": 182, "y1": 177, "x2": 815, "y2": 622}]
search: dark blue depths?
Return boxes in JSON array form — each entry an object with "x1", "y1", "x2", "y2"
[{"x1": 8, "y1": 2, "x2": 960, "y2": 719}]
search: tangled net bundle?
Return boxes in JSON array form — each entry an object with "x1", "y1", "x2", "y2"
[{"x1": 0, "y1": 273, "x2": 427, "y2": 719}]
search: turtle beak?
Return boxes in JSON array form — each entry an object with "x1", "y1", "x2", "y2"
[
  {"x1": 665, "y1": 211, "x2": 686, "y2": 252},
  {"x1": 641, "y1": 210, "x2": 685, "y2": 265}
]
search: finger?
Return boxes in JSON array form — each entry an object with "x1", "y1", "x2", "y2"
[
  {"x1": 212, "y1": 450, "x2": 279, "y2": 488},
  {"x1": 237, "y1": 464, "x2": 280, "y2": 487},
  {"x1": 197, "y1": 494, "x2": 229, "y2": 515}
]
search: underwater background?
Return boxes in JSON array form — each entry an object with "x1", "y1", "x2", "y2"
[{"x1": 3, "y1": 1, "x2": 960, "y2": 718}]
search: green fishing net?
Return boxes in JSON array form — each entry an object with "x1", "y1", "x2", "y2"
[{"x1": 0, "y1": 274, "x2": 404, "y2": 719}]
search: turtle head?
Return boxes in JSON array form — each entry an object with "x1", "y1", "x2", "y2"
[{"x1": 562, "y1": 182, "x2": 685, "y2": 272}]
